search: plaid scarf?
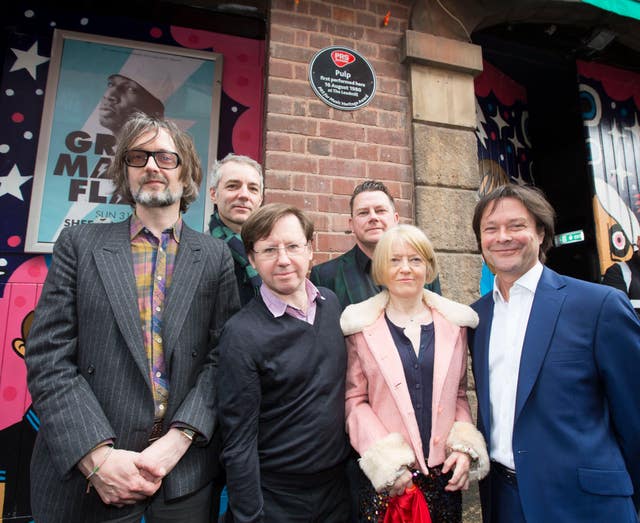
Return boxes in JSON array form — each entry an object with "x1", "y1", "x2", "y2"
[{"x1": 209, "y1": 209, "x2": 261, "y2": 293}]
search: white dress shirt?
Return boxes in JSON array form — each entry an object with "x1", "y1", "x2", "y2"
[{"x1": 488, "y1": 262, "x2": 543, "y2": 469}]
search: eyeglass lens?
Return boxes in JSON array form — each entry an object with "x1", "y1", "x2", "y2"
[
  {"x1": 255, "y1": 243, "x2": 307, "y2": 259},
  {"x1": 125, "y1": 150, "x2": 180, "y2": 169}
]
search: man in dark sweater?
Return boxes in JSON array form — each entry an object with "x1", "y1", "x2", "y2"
[{"x1": 217, "y1": 203, "x2": 350, "y2": 523}]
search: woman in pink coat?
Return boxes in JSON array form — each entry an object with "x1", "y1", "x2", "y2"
[{"x1": 340, "y1": 225, "x2": 489, "y2": 522}]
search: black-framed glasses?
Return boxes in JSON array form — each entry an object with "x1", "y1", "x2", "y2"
[{"x1": 124, "y1": 150, "x2": 181, "y2": 169}]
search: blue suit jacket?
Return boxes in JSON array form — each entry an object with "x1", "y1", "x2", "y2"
[{"x1": 469, "y1": 267, "x2": 640, "y2": 522}]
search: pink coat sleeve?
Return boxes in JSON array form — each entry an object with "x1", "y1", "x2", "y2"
[{"x1": 345, "y1": 332, "x2": 394, "y2": 456}]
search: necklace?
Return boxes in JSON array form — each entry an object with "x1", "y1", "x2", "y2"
[
  {"x1": 385, "y1": 304, "x2": 430, "y2": 328},
  {"x1": 386, "y1": 303, "x2": 430, "y2": 357}
]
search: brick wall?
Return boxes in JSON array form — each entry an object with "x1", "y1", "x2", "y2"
[{"x1": 265, "y1": 0, "x2": 415, "y2": 263}]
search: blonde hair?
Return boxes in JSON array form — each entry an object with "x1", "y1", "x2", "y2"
[{"x1": 371, "y1": 224, "x2": 438, "y2": 286}]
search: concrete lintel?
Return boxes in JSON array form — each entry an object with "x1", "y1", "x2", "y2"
[{"x1": 402, "y1": 30, "x2": 483, "y2": 76}]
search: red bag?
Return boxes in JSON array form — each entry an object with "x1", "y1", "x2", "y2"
[{"x1": 383, "y1": 485, "x2": 432, "y2": 523}]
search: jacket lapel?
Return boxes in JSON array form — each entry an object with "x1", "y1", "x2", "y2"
[
  {"x1": 93, "y1": 221, "x2": 151, "y2": 389},
  {"x1": 163, "y1": 226, "x2": 205, "y2": 362},
  {"x1": 514, "y1": 267, "x2": 566, "y2": 423},
  {"x1": 339, "y1": 247, "x2": 378, "y2": 306},
  {"x1": 431, "y1": 310, "x2": 457, "y2": 418},
  {"x1": 471, "y1": 295, "x2": 494, "y2": 436},
  {"x1": 340, "y1": 250, "x2": 364, "y2": 306}
]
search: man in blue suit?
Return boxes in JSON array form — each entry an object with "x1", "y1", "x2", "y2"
[{"x1": 468, "y1": 184, "x2": 640, "y2": 523}]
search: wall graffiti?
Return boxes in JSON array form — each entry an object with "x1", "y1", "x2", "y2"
[{"x1": 578, "y1": 60, "x2": 640, "y2": 275}]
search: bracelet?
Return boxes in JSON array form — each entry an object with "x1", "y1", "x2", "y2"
[
  {"x1": 448, "y1": 444, "x2": 479, "y2": 461},
  {"x1": 85, "y1": 444, "x2": 114, "y2": 492},
  {"x1": 178, "y1": 427, "x2": 196, "y2": 442}
]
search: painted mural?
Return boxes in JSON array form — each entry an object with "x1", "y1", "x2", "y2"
[
  {"x1": 0, "y1": 5, "x2": 265, "y2": 520},
  {"x1": 475, "y1": 60, "x2": 534, "y2": 192},
  {"x1": 475, "y1": 60, "x2": 534, "y2": 294},
  {"x1": 577, "y1": 60, "x2": 640, "y2": 274},
  {"x1": 0, "y1": 257, "x2": 46, "y2": 521}
]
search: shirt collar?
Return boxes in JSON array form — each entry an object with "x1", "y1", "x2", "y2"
[
  {"x1": 130, "y1": 213, "x2": 183, "y2": 243},
  {"x1": 493, "y1": 261, "x2": 543, "y2": 303},
  {"x1": 354, "y1": 244, "x2": 372, "y2": 273},
  {"x1": 260, "y1": 279, "x2": 324, "y2": 318}
]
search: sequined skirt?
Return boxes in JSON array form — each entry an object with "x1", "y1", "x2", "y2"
[{"x1": 359, "y1": 465, "x2": 462, "y2": 523}]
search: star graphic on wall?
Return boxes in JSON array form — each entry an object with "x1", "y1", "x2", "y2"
[
  {"x1": 511, "y1": 170, "x2": 527, "y2": 185},
  {"x1": 509, "y1": 132, "x2": 524, "y2": 152},
  {"x1": 0, "y1": 165, "x2": 33, "y2": 201},
  {"x1": 492, "y1": 109, "x2": 509, "y2": 138},
  {"x1": 608, "y1": 120, "x2": 625, "y2": 143},
  {"x1": 475, "y1": 99, "x2": 489, "y2": 149},
  {"x1": 10, "y1": 42, "x2": 49, "y2": 80}
]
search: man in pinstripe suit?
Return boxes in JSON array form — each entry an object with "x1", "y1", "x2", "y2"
[{"x1": 26, "y1": 114, "x2": 239, "y2": 522}]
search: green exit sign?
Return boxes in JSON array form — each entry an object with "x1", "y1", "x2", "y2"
[{"x1": 554, "y1": 230, "x2": 585, "y2": 247}]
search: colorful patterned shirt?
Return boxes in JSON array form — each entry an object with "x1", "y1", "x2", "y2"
[{"x1": 130, "y1": 214, "x2": 182, "y2": 420}]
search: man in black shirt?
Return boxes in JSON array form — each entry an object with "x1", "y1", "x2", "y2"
[
  {"x1": 217, "y1": 203, "x2": 350, "y2": 523},
  {"x1": 311, "y1": 180, "x2": 441, "y2": 310}
]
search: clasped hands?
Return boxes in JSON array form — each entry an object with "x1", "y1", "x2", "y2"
[
  {"x1": 78, "y1": 428, "x2": 191, "y2": 507},
  {"x1": 385, "y1": 451, "x2": 472, "y2": 497}
]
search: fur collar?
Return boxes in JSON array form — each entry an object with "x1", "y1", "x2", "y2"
[{"x1": 340, "y1": 290, "x2": 479, "y2": 336}]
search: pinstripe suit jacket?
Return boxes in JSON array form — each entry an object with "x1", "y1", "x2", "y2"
[{"x1": 26, "y1": 219, "x2": 240, "y2": 522}]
